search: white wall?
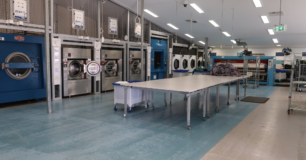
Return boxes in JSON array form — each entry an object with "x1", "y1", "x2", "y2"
[{"x1": 212, "y1": 47, "x2": 306, "y2": 56}]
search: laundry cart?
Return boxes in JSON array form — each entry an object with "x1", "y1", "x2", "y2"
[
  {"x1": 113, "y1": 81, "x2": 149, "y2": 112},
  {"x1": 173, "y1": 70, "x2": 189, "y2": 78},
  {"x1": 288, "y1": 55, "x2": 306, "y2": 114}
]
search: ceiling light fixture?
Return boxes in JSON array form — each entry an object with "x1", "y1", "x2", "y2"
[
  {"x1": 273, "y1": 38, "x2": 279, "y2": 43},
  {"x1": 268, "y1": 29, "x2": 275, "y2": 35},
  {"x1": 199, "y1": 41, "x2": 205, "y2": 44},
  {"x1": 211, "y1": 46, "x2": 215, "y2": 47},
  {"x1": 222, "y1": 32, "x2": 231, "y2": 37},
  {"x1": 190, "y1": 3, "x2": 204, "y2": 13},
  {"x1": 277, "y1": 45, "x2": 281, "y2": 46},
  {"x1": 253, "y1": 0, "x2": 262, "y2": 7},
  {"x1": 185, "y1": 34, "x2": 194, "y2": 38},
  {"x1": 208, "y1": 20, "x2": 219, "y2": 27},
  {"x1": 167, "y1": 23, "x2": 179, "y2": 30},
  {"x1": 261, "y1": 16, "x2": 269, "y2": 23},
  {"x1": 231, "y1": 40, "x2": 236, "y2": 44},
  {"x1": 144, "y1": 9, "x2": 158, "y2": 18}
]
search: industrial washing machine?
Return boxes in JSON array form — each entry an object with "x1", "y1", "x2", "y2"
[
  {"x1": 188, "y1": 55, "x2": 196, "y2": 72},
  {"x1": 181, "y1": 55, "x2": 189, "y2": 71},
  {"x1": 151, "y1": 39, "x2": 168, "y2": 80},
  {"x1": 128, "y1": 50, "x2": 146, "y2": 81},
  {"x1": 101, "y1": 49, "x2": 123, "y2": 91},
  {"x1": 0, "y1": 33, "x2": 46, "y2": 104},
  {"x1": 172, "y1": 54, "x2": 181, "y2": 70},
  {"x1": 62, "y1": 48, "x2": 97, "y2": 97}
]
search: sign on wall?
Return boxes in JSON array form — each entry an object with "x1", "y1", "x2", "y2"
[
  {"x1": 72, "y1": 9, "x2": 85, "y2": 30},
  {"x1": 108, "y1": 17, "x2": 118, "y2": 35}
]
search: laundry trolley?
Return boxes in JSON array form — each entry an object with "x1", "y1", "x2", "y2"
[{"x1": 113, "y1": 81, "x2": 150, "y2": 112}]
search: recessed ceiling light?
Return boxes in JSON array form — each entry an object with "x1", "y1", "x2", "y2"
[
  {"x1": 211, "y1": 46, "x2": 215, "y2": 47},
  {"x1": 208, "y1": 20, "x2": 219, "y2": 27},
  {"x1": 268, "y1": 29, "x2": 275, "y2": 35},
  {"x1": 253, "y1": 0, "x2": 262, "y2": 7},
  {"x1": 277, "y1": 45, "x2": 281, "y2": 46},
  {"x1": 185, "y1": 34, "x2": 194, "y2": 38},
  {"x1": 222, "y1": 32, "x2": 231, "y2": 37},
  {"x1": 261, "y1": 16, "x2": 269, "y2": 23},
  {"x1": 273, "y1": 38, "x2": 279, "y2": 43},
  {"x1": 199, "y1": 41, "x2": 205, "y2": 44},
  {"x1": 190, "y1": 3, "x2": 204, "y2": 13},
  {"x1": 231, "y1": 40, "x2": 236, "y2": 44},
  {"x1": 144, "y1": 9, "x2": 158, "y2": 18},
  {"x1": 167, "y1": 23, "x2": 179, "y2": 30}
]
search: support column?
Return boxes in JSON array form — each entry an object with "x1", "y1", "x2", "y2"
[
  {"x1": 204, "y1": 37, "x2": 208, "y2": 69},
  {"x1": 141, "y1": 0, "x2": 144, "y2": 81},
  {"x1": 45, "y1": 0, "x2": 51, "y2": 114}
]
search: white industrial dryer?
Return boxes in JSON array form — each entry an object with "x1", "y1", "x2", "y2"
[
  {"x1": 188, "y1": 55, "x2": 196, "y2": 72},
  {"x1": 172, "y1": 54, "x2": 181, "y2": 70},
  {"x1": 180, "y1": 55, "x2": 189, "y2": 71}
]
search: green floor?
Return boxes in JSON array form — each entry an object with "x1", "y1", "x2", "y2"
[{"x1": 0, "y1": 85, "x2": 277, "y2": 160}]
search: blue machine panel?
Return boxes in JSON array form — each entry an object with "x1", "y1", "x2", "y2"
[
  {"x1": 150, "y1": 39, "x2": 167, "y2": 80},
  {"x1": 0, "y1": 33, "x2": 46, "y2": 104}
]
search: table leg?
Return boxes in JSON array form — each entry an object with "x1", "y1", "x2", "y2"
[
  {"x1": 236, "y1": 80, "x2": 240, "y2": 100},
  {"x1": 145, "y1": 90, "x2": 148, "y2": 112},
  {"x1": 207, "y1": 88, "x2": 211, "y2": 118},
  {"x1": 187, "y1": 95, "x2": 191, "y2": 130},
  {"x1": 227, "y1": 84, "x2": 230, "y2": 105},
  {"x1": 216, "y1": 86, "x2": 220, "y2": 113},
  {"x1": 123, "y1": 87, "x2": 127, "y2": 118},
  {"x1": 151, "y1": 91, "x2": 154, "y2": 110},
  {"x1": 164, "y1": 93, "x2": 167, "y2": 106},
  {"x1": 203, "y1": 90, "x2": 207, "y2": 121},
  {"x1": 184, "y1": 94, "x2": 187, "y2": 101},
  {"x1": 244, "y1": 79, "x2": 247, "y2": 97},
  {"x1": 170, "y1": 93, "x2": 172, "y2": 105}
]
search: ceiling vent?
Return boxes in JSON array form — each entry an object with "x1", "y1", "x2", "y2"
[
  {"x1": 185, "y1": 19, "x2": 198, "y2": 23},
  {"x1": 269, "y1": 11, "x2": 284, "y2": 16}
]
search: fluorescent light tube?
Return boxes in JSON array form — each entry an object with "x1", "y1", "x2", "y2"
[
  {"x1": 253, "y1": 0, "x2": 262, "y2": 7},
  {"x1": 185, "y1": 34, "x2": 194, "y2": 38},
  {"x1": 167, "y1": 23, "x2": 179, "y2": 30},
  {"x1": 277, "y1": 45, "x2": 281, "y2": 46},
  {"x1": 261, "y1": 16, "x2": 269, "y2": 23},
  {"x1": 231, "y1": 40, "x2": 236, "y2": 44},
  {"x1": 222, "y1": 32, "x2": 231, "y2": 37},
  {"x1": 199, "y1": 41, "x2": 205, "y2": 44},
  {"x1": 273, "y1": 38, "x2": 279, "y2": 43},
  {"x1": 208, "y1": 20, "x2": 219, "y2": 27},
  {"x1": 268, "y1": 29, "x2": 274, "y2": 35},
  {"x1": 190, "y1": 3, "x2": 204, "y2": 13},
  {"x1": 144, "y1": 9, "x2": 158, "y2": 18}
]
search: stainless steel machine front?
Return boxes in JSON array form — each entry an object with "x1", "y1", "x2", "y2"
[
  {"x1": 62, "y1": 48, "x2": 92, "y2": 97},
  {"x1": 128, "y1": 50, "x2": 146, "y2": 81},
  {"x1": 101, "y1": 49, "x2": 123, "y2": 91}
]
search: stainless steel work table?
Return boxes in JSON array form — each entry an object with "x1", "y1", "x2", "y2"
[{"x1": 121, "y1": 75, "x2": 249, "y2": 130}]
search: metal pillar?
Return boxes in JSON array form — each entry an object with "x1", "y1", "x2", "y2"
[
  {"x1": 141, "y1": 0, "x2": 144, "y2": 81},
  {"x1": 204, "y1": 37, "x2": 208, "y2": 69},
  {"x1": 45, "y1": 0, "x2": 51, "y2": 114}
]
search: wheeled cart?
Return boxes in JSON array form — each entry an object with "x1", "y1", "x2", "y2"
[{"x1": 113, "y1": 81, "x2": 150, "y2": 112}]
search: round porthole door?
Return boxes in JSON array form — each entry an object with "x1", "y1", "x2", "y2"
[
  {"x1": 183, "y1": 59, "x2": 188, "y2": 69},
  {"x1": 132, "y1": 60, "x2": 141, "y2": 74},
  {"x1": 190, "y1": 59, "x2": 195, "y2": 69},
  {"x1": 86, "y1": 61, "x2": 101, "y2": 76},
  {"x1": 69, "y1": 60, "x2": 83, "y2": 78},
  {"x1": 4, "y1": 52, "x2": 32, "y2": 80},
  {"x1": 174, "y1": 59, "x2": 179, "y2": 70}
]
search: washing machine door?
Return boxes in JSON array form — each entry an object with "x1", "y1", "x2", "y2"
[
  {"x1": 132, "y1": 60, "x2": 141, "y2": 74},
  {"x1": 190, "y1": 59, "x2": 195, "y2": 69},
  {"x1": 85, "y1": 61, "x2": 101, "y2": 76},
  {"x1": 173, "y1": 59, "x2": 180, "y2": 70},
  {"x1": 182, "y1": 59, "x2": 188, "y2": 69},
  {"x1": 68, "y1": 60, "x2": 84, "y2": 79},
  {"x1": 3, "y1": 52, "x2": 33, "y2": 80},
  {"x1": 105, "y1": 60, "x2": 117, "y2": 77}
]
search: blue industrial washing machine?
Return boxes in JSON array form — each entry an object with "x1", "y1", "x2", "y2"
[
  {"x1": 150, "y1": 39, "x2": 167, "y2": 80},
  {"x1": 0, "y1": 33, "x2": 46, "y2": 104}
]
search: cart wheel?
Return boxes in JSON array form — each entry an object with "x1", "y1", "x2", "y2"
[
  {"x1": 128, "y1": 108, "x2": 132, "y2": 113},
  {"x1": 287, "y1": 110, "x2": 290, "y2": 115},
  {"x1": 114, "y1": 106, "x2": 118, "y2": 111},
  {"x1": 203, "y1": 117, "x2": 206, "y2": 121},
  {"x1": 208, "y1": 115, "x2": 211, "y2": 118},
  {"x1": 215, "y1": 108, "x2": 220, "y2": 113},
  {"x1": 299, "y1": 89, "x2": 302, "y2": 92},
  {"x1": 188, "y1": 126, "x2": 191, "y2": 130}
]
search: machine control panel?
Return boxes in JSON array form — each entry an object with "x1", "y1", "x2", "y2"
[
  {"x1": 72, "y1": 9, "x2": 85, "y2": 30},
  {"x1": 12, "y1": 0, "x2": 29, "y2": 22}
]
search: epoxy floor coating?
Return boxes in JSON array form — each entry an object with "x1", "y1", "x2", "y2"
[{"x1": 0, "y1": 85, "x2": 276, "y2": 160}]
